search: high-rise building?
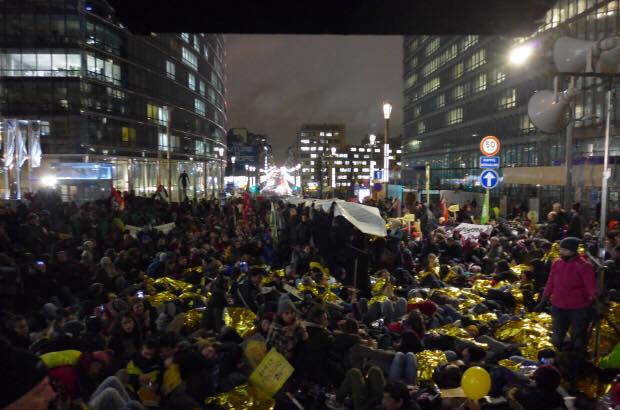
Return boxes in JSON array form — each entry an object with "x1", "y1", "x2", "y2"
[
  {"x1": 226, "y1": 128, "x2": 273, "y2": 190},
  {"x1": 0, "y1": 0, "x2": 226, "y2": 201},
  {"x1": 403, "y1": 1, "x2": 620, "y2": 216},
  {"x1": 296, "y1": 123, "x2": 402, "y2": 198}
]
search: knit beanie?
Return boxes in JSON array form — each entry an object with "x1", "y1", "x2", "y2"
[
  {"x1": 0, "y1": 340, "x2": 49, "y2": 407},
  {"x1": 40, "y1": 302, "x2": 58, "y2": 321},
  {"x1": 559, "y1": 237, "x2": 581, "y2": 254},
  {"x1": 277, "y1": 295, "x2": 298, "y2": 315},
  {"x1": 414, "y1": 300, "x2": 438, "y2": 316}
]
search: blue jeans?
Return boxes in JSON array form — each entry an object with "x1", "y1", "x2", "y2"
[
  {"x1": 551, "y1": 305, "x2": 592, "y2": 352},
  {"x1": 388, "y1": 352, "x2": 417, "y2": 385}
]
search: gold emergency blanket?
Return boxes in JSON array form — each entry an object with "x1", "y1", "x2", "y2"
[
  {"x1": 590, "y1": 302, "x2": 620, "y2": 356},
  {"x1": 152, "y1": 277, "x2": 193, "y2": 292},
  {"x1": 416, "y1": 350, "x2": 447, "y2": 382},
  {"x1": 183, "y1": 309, "x2": 203, "y2": 331},
  {"x1": 495, "y1": 313, "x2": 554, "y2": 361},
  {"x1": 205, "y1": 383, "x2": 275, "y2": 410},
  {"x1": 223, "y1": 307, "x2": 257, "y2": 338}
]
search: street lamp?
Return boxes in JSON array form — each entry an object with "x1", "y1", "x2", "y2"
[
  {"x1": 245, "y1": 164, "x2": 249, "y2": 191},
  {"x1": 526, "y1": 35, "x2": 620, "y2": 269},
  {"x1": 231, "y1": 156, "x2": 236, "y2": 194},
  {"x1": 508, "y1": 43, "x2": 534, "y2": 65},
  {"x1": 382, "y1": 102, "x2": 392, "y2": 199}
]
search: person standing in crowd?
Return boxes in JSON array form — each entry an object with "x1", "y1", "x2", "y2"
[
  {"x1": 536, "y1": 237, "x2": 597, "y2": 352},
  {"x1": 566, "y1": 203, "x2": 584, "y2": 239}
]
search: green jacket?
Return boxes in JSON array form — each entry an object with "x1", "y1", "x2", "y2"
[{"x1": 599, "y1": 341, "x2": 620, "y2": 369}]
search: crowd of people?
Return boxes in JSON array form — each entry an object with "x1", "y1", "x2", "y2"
[{"x1": 1, "y1": 189, "x2": 620, "y2": 410}]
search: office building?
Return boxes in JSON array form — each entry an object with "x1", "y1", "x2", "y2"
[
  {"x1": 0, "y1": 0, "x2": 227, "y2": 201},
  {"x1": 403, "y1": 0, "x2": 620, "y2": 216},
  {"x1": 296, "y1": 123, "x2": 402, "y2": 198},
  {"x1": 226, "y1": 128, "x2": 273, "y2": 191}
]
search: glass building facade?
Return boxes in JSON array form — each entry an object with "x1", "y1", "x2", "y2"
[
  {"x1": 0, "y1": 0, "x2": 226, "y2": 201},
  {"x1": 403, "y1": 0, "x2": 620, "y2": 217}
]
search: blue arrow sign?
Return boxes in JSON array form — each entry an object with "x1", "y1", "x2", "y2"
[
  {"x1": 479, "y1": 156, "x2": 500, "y2": 169},
  {"x1": 480, "y1": 169, "x2": 499, "y2": 189}
]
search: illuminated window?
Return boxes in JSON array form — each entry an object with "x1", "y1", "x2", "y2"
[
  {"x1": 158, "y1": 132, "x2": 168, "y2": 150},
  {"x1": 301, "y1": 147, "x2": 310, "y2": 151},
  {"x1": 193, "y1": 35, "x2": 200, "y2": 52},
  {"x1": 0, "y1": 52, "x2": 82, "y2": 77},
  {"x1": 467, "y1": 49, "x2": 486, "y2": 71},
  {"x1": 310, "y1": 153, "x2": 317, "y2": 158},
  {"x1": 86, "y1": 53, "x2": 121, "y2": 85},
  {"x1": 351, "y1": 147, "x2": 357, "y2": 152},
  {"x1": 147, "y1": 103, "x2": 167, "y2": 125},
  {"x1": 405, "y1": 73, "x2": 418, "y2": 88},
  {"x1": 166, "y1": 60, "x2": 175, "y2": 80},
  {"x1": 417, "y1": 121, "x2": 426, "y2": 134},
  {"x1": 453, "y1": 62, "x2": 464, "y2": 79},
  {"x1": 203, "y1": 45, "x2": 209, "y2": 60},
  {"x1": 195, "y1": 140, "x2": 205, "y2": 154},
  {"x1": 436, "y1": 94, "x2": 445, "y2": 108},
  {"x1": 461, "y1": 35, "x2": 478, "y2": 51},
  {"x1": 420, "y1": 77, "x2": 440, "y2": 97},
  {"x1": 473, "y1": 72, "x2": 487, "y2": 91},
  {"x1": 447, "y1": 107, "x2": 463, "y2": 125},
  {"x1": 520, "y1": 114, "x2": 535, "y2": 132},
  {"x1": 181, "y1": 33, "x2": 190, "y2": 42},
  {"x1": 493, "y1": 69, "x2": 506, "y2": 84},
  {"x1": 498, "y1": 89, "x2": 516, "y2": 109},
  {"x1": 452, "y1": 84, "x2": 465, "y2": 100},
  {"x1": 425, "y1": 38, "x2": 440, "y2": 56},
  {"x1": 300, "y1": 139, "x2": 310, "y2": 144},
  {"x1": 188, "y1": 73, "x2": 196, "y2": 91},
  {"x1": 194, "y1": 98, "x2": 205, "y2": 116},
  {"x1": 182, "y1": 47, "x2": 198, "y2": 69},
  {"x1": 199, "y1": 80, "x2": 206, "y2": 96},
  {"x1": 121, "y1": 127, "x2": 136, "y2": 144}
]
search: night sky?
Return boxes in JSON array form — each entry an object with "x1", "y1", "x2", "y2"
[{"x1": 225, "y1": 35, "x2": 403, "y2": 163}]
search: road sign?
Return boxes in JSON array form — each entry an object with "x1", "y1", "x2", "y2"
[
  {"x1": 373, "y1": 170, "x2": 383, "y2": 180},
  {"x1": 480, "y1": 136, "x2": 501, "y2": 157},
  {"x1": 479, "y1": 156, "x2": 500, "y2": 168},
  {"x1": 480, "y1": 169, "x2": 499, "y2": 189}
]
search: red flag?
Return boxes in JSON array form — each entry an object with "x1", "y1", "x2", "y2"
[{"x1": 441, "y1": 196, "x2": 449, "y2": 220}]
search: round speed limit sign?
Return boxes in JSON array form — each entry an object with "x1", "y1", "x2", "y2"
[{"x1": 480, "y1": 136, "x2": 500, "y2": 157}]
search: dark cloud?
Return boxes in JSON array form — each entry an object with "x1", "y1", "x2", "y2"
[{"x1": 225, "y1": 35, "x2": 403, "y2": 162}]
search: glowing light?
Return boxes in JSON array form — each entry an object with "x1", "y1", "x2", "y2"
[
  {"x1": 41, "y1": 175, "x2": 57, "y2": 187},
  {"x1": 509, "y1": 44, "x2": 533, "y2": 65}
]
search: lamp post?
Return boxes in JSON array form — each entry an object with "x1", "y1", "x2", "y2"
[
  {"x1": 330, "y1": 146, "x2": 337, "y2": 198},
  {"x1": 368, "y1": 134, "x2": 376, "y2": 190},
  {"x1": 230, "y1": 156, "x2": 236, "y2": 195},
  {"x1": 382, "y1": 102, "x2": 392, "y2": 200},
  {"x1": 245, "y1": 164, "x2": 249, "y2": 191}
]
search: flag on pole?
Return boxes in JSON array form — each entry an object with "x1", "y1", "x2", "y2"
[{"x1": 481, "y1": 189, "x2": 490, "y2": 224}]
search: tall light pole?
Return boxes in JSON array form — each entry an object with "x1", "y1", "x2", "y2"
[
  {"x1": 165, "y1": 106, "x2": 173, "y2": 199},
  {"x1": 231, "y1": 156, "x2": 236, "y2": 194},
  {"x1": 382, "y1": 102, "x2": 392, "y2": 200},
  {"x1": 330, "y1": 146, "x2": 337, "y2": 198},
  {"x1": 368, "y1": 134, "x2": 376, "y2": 189}
]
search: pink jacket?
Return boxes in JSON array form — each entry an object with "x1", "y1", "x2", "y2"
[{"x1": 543, "y1": 256, "x2": 597, "y2": 309}]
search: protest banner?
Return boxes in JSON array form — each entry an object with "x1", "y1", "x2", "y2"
[
  {"x1": 454, "y1": 223, "x2": 493, "y2": 240},
  {"x1": 249, "y1": 348, "x2": 294, "y2": 397}
]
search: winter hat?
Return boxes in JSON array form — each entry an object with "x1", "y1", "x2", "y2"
[
  {"x1": 534, "y1": 365, "x2": 562, "y2": 392},
  {"x1": 0, "y1": 340, "x2": 49, "y2": 407},
  {"x1": 40, "y1": 302, "x2": 58, "y2": 321},
  {"x1": 62, "y1": 320, "x2": 86, "y2": 338},
  {"x1": 277, "y1": 295, "x2": 298, "y2": 315},
  {"x1": 111, "y1": 298, "x2": 129, "y2": 314},
  {"x1": 560, "y1": 237, "x2": 581, "y2": 254},
  {"x1": 413, "y1": 300, "x2": 438, "y2": 316}
]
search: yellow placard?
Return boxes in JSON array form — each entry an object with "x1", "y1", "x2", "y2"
[
  {"x1": 244, "y1": 339, "x2": 268, "y2": 370},
  {"x1": 249, "y1": 348, "x2": 294, "y2": 397}
]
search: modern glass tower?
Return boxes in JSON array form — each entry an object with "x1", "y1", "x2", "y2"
[{"x1": 0, "y1": 0, "x2": 227, "y2": 201}]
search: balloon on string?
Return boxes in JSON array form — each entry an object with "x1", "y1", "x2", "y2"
[{"x1": 461, "y1": 366, "x2": 491, "y2": 400}]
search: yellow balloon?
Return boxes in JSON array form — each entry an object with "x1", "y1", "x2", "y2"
[{"x1": 461, "y1": 366, "x2": 491, "y2": 400}]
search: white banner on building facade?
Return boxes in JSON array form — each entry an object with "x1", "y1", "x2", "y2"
[
  {"x1": 29, "y1": 121, "x2": 42, "y2": 168},
  {"x1": 16, "y1": 122, "x2": 28, "y2": 168},
  {"x1": 3, "y1": 119, "x2": 15, "y2": 168}
]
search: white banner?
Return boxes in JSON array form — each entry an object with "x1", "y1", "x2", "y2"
[
  {"x1": 16, "y1": 122, "x2": 28, "y2": 168},
  {"x1": 125, "y1": 222, "x2": 177, "y2": 238},
  {"x1": 3, "y1": 119, "x2": 15, "y2": 168},
  {"x1": 29, "y1": 121, "x2": 42, "y2": 168},
  {"x1": 285, "y1": 198, "x2": 387, "y2": 237},
  {"x1": 454, "y1": 223, "x2": 493, "y2": 240}
]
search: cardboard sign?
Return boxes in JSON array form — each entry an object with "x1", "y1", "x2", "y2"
[
  {"x1": 283, "y1": 284, "x2": 303, "y2": 300},
  {"x1": 244, "y1": 339, "x2": 268, "y2": 370},
  {"x1": 454, "y1": 223, "x2": 493, "y2": 240},
  {"x1": 249, "y1": 348, "x2": 294, "y2": 396}
]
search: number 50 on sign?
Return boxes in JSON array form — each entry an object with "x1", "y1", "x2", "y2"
[{"x1": 480, "y1": 136, "x2": 500, "y2": 157}]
